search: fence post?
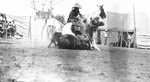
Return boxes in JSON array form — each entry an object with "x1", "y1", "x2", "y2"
[
  {"x1": 4, "y1": 20, "x2": 7, "y2": 39},
  {"x1": 120, "y1": 22, "x2": 124, "y2": 47},
  {"x1": 133, "y1": 1, "x2": 137, "y2": 48}
]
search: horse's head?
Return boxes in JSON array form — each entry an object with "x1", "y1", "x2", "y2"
[
  {"x1": 89, "y1": 17, "x2": 104, "y2": 32},
  {"x1": 86, "y1": 5, "x2": 106, "y2": 32},
  {"x1": 98, "y1": 5, "x2": 106, "y2": 19},
  {"x1": 92, "y1": 17, "x2": 104, "y2": 25}
]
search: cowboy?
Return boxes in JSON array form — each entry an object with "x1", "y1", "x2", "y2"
[
  {"x1": 67, "y1": 3, "x2": 85, "y2": 35},
  {"x1": 67, "y1": 3, "x2": 82, "y2": 23}
]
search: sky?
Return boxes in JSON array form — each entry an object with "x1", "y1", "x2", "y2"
[
  {"x1": 1, "y1": 0, "x2": 150, "y2": 32},
  {"x1": 0, "y1": 0, "x2": 32, "y2": 16},
  {"x1": 0, "y1": 0, "x2": 150, "y2": 17},
  {"x1": 53, "y1": 0, "x2": 134, "y2": 21}
]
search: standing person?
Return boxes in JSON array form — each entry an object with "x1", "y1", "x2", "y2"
[{"x1": 103, "y1": 29, "x2": 108, "y2": 45}]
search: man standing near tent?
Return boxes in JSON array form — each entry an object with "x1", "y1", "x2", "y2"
[{"x1": 102, "y1": 29, "x2": 108, "y2": 45}]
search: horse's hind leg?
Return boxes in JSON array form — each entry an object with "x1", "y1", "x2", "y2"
[
  {"x1": 48, "y1": 39, "x2": 56, "y2": 48},
  {"x1": 88, "y1": 41, "x2": 94, "y2": 50},
  {"x1": 85, "y1": 36, "x2": 94, "y2": 50},
  {"x1": 92, "y1": 32, "x2": 101, "y2": 51},
  {"x1": 93, "y1": 43, "x2": 101, "y2": 50},
  {"x1": 53, "y1": 41, "x2": 57, "y2": 47},
  {"x1": 48, "y1": 42, "x2": 52, "y2": 48}
]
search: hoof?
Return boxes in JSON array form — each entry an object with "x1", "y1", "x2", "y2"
[
  {"x1": 93, "y1": 45, "x2": 101, "y2": 51},
  {"x1": 95, "y1": 47, "x2": 101, "y2": 51},
  {"x1": 90, "y1": 47, "x2": 94, "y2": 50},
  {"x1": 48, "y1": 45, "x2": 51, "y2": 48}
]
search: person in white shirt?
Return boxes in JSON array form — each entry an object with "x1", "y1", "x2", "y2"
[{"x1": 103, "y1": 29, "x2": 108, "y2": 45}]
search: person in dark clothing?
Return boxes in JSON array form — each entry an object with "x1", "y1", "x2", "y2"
[
  {"x1": 67, "y1": 3, "x2": 82, "y2": 23},
  {"x1": 67, "y1": 3, "x2": 86, "y2": 35}
]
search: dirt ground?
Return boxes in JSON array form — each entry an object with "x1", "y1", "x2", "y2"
[{"x1": 0, "y1": 39, "x2": 150, "y2": 82}]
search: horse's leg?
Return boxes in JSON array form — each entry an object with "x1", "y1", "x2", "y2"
[
  {"x1": 53, "y1": 41, "x2": 57, "y2": 47},
  {"x1": 48, "y1": 38, "x2": 57, "y2": 48},
  {"x1": 48, "y1": 41, "x2": 53, "y2": 48},
  {"x1": 87, "y1": 40, "x2": 94, "y2": 50},
  {"x1": 92, "y1": 32, "x2": 101, "y2": 50},
  {"x1": 48, "y1": 42, "x2": 52, "y2": 48},
  {"x1": 85, "y1": 34, "x2": 93, "y2": 50}
]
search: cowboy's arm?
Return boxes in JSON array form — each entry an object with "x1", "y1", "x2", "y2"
[{"x1": 78, "y1": 11, "x2": 82, "y2": 17}]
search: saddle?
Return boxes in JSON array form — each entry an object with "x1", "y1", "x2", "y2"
[
  {"x1": 71, "y1": 25, "x2": 82, "y2": 35},
  {"x1": 71, "y1": 24, "x2": 91, "y2": 49}
]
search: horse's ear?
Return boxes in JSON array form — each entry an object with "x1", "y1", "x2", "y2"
[
  {"x1": 90, "y1": 17, "x2": 92, "y2": 21},
  {"x1": 99, "y1": 5, "x2": 103, "y2": 9},
  {"x1": 97, "y1": 5, "x2": 101, "y2": 8}
]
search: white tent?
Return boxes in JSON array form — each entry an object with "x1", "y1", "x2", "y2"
[
  {"x1": 97, "y1": 0, "x2": 150, "y2": 49},
  {"x1": 0, "y1": 0, "x2": 34, "y2": 38}
]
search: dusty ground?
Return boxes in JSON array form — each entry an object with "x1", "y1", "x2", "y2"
[{"x1": 0, "y1": 38, "x2": 150, "y2": 82}]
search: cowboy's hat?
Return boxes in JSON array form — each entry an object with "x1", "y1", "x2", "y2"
[{"x1": 72, "y1": 3, "x2": 82, "y2": 9}]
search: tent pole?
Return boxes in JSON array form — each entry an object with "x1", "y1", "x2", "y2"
[
  {"x1": 28, "y1": 16, "x2": 32, "y2": 40},
  {"x1": 133, "y1": 1, "x2": 137, "y2": 48},
  {"x1": 120, "y1": 22, "x2": 124, "y2": 47}
]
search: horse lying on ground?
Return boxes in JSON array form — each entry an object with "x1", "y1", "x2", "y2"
[
  {"x1": 48, "y1": 5, "x2": 106, "y2": 50},
  {"x1": 48, "y1": 18, "x2": 104, "y2": 50}
]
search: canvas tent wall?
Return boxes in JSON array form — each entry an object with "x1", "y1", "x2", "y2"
[
  {"x1": 99, "y1": 11, "x2": 134, "y2": 32},
  {"x1": 6, "y1": 14, "x2": 31, "y2": 38},
  {"x1": 97, "y1": 11, "x2": 135, "y2": 47},
  {"x1": 0, "y1": 0, "x2": 33, "y2": 38},
  {"x1": 97, "y1": 0, "x2": 150, "y2": 49}
]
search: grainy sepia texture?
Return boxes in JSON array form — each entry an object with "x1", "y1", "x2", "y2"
[{"x1": 0, "y1": 0, "x2": 150, "y2": 82}]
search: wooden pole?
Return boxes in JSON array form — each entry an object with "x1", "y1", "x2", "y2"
[
  {"x1": 4, "y1": 20, "x2": 7, "y2": 39},
  {"x1": 120, "y1": 21, "x2": 124, "y2": 47},
  {"x1": 133, "y1": 1, "x2": 137, "y2": 48},
  {"x1": 28, "y1": 16, "x2": 32, "y2": 40}
]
